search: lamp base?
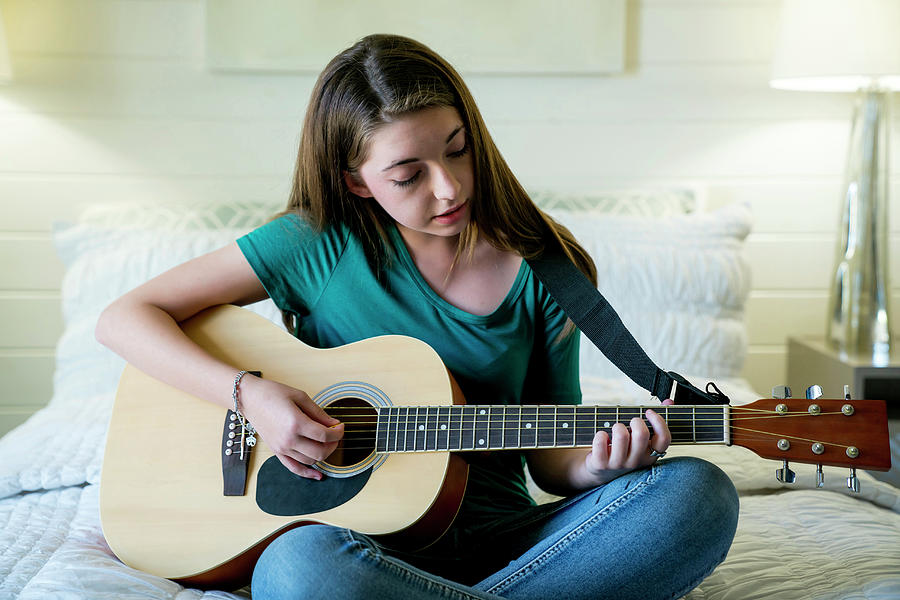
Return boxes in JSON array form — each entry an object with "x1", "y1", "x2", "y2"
[{"x1": 825, "y1": 88, "x2": 892, "y2": 363}]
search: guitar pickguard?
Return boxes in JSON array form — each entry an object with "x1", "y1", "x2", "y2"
[{"x1": 255, "y1": 456, "x2": 372, "y2": 516}]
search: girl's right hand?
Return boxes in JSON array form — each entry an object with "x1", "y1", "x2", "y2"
[{"x1": 237, "y1": 374, "x2": 344, "y2": 480}]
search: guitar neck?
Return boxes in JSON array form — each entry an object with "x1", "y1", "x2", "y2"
[{"x1": 374, "y1": 405, "x2": 730, "y2": 453}]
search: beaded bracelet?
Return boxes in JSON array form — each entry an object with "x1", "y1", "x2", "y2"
[{"x1": 231, "y1": 370, "x2": 257, "y2": 452}]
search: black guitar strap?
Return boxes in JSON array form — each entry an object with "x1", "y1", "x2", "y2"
[{"x1": 526, "y1": 248, "x2": 729, "y2": 406}]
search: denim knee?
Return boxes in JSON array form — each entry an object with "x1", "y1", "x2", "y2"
[
  {"x1": 252, "y1": 524, "x2": 355, "y2": 600},
  {"x1": 658, "y1": 456, "x2": 739, "y2": 558}
]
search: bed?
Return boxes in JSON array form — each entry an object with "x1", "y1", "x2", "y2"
[{"x1": 1, "y1": 192, "x2": 898, "y2": 599}]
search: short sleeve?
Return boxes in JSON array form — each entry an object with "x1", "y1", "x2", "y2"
[
  {"x1": 522, "y1": 283, "x2": 582, "y2": 406},
  {"x1": 236, "y1": 214, "x2": 348, "y2": 316}
]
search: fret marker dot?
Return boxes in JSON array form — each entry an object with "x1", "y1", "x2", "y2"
[
  {"x1": 440, "y1": 424, "x2": 447, "y2": 430},
  {"x1": 478, "y1": 438, "x2": 485, "y2": 445},
  {"x1": 525, "y1": 423, "x2": 532, "y2": 429},
  {"x1": 419, "y1": 425, "x2": 425, "y2": 431},
  {"x1": 562, "y1": 423, "x2": 569, "y2": 428},
  {"x1": 604, "y1": 422, "x2": 611, "y2": 428},
  {"x1": 479, "y1": 409, "x2": 486, "y2": 415}
]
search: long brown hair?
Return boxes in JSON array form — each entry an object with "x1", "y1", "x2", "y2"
[{"x1": 285, "y1": 34, "x2": 596, "y2": 328}]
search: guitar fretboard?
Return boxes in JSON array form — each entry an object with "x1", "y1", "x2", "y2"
[{"x1": 374, "y1": 405, "x2": 728, "y2": 453}]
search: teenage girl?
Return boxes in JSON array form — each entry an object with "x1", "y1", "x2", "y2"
[{"x1": 96, "y1": 34, "x2": 738, "y2": 600}]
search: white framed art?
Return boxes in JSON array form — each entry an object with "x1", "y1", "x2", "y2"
[{"x1": 205, "y1": 0, "x2": 626, "y2": 74}]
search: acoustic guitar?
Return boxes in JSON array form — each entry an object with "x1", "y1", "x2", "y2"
[{"x1": 99, "y1": 304, "x2": 891, "y2": 590}]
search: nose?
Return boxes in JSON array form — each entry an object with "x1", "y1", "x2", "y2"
[{"x1": 431, "y1": 164, "x2": 461, "y2": 202}]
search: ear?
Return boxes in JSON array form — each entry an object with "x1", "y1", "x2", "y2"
[{"x1": 343, "y1": 170, "x2": 373, "y2": 198}]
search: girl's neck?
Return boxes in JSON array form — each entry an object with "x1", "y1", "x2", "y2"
[
  {"x1": 396, "y1": 223, "x2": 523, "y2": 316},
  {"x1": 396, "y1": 224, "x2": 462, "y2": 261}
]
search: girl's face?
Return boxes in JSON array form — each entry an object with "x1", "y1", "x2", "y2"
[{"x1": 344, "y1": 106, "x2": 474, "y2": 241}]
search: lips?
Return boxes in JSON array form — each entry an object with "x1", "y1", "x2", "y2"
[{"x1": 435, "y1": 201, "x2": 466, "y2": 219}]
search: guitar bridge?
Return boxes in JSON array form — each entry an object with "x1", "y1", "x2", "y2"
[{"x1": 221, "y1": 370, "x2": 261, "y2": 496}]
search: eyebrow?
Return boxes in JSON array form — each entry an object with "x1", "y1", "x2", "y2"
[{"x1": 381, "y1": 125, "x2": 465, "y2": 172}]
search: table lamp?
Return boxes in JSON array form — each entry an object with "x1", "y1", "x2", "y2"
[{"x1": 771, "y1": 0, "x2": 900, "y2": 363}]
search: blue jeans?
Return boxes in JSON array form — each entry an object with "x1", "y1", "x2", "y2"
[{"x1": 251, "y1": 456, "x2": 739, "y2": 600}]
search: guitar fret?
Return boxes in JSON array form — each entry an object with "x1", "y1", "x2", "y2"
[
  {"x1": 385, "y1": 407, "x2": 395, "y2": 453},
  {"x1": 393, "y1": 407, "x2": 402, "y2": 452},
  {"x1": 575, "y1": 406, "x2": 594, "y2": 446},
  {"x1": 448, "y1": 406, "x2": 461, "y2": 450},
  {"x1": 553, "y1": 405, "x2": 558, "y2": 447},
  {"x1": 692, "y1": 406, "x2": 697, "y2": 443},
  {"x1": 401, "y1": 407, "x2": 412, "y2": 452},
  {"x1": 504, "y1": 406, "x2": 521, "y2": 449},
  {"x1": 488, "y1": 406, "x2": 504, "y2": 449},
  {"x1": 438, "y1": 406, "x2": 450, "y2": 450},
  {"x1": 537, "y1": 406, "x2": 555, "y2": 447},
  {"x1": 376, "y1": 408, "x2": 387, "y2": 453},
  {"x1": 521, "y1": 406, "x2": 537, "y2": 448},
  {"x1": 415, "y1": 407, "x2": 425, "y2": 452},
  {"x1": 426, "y1": 407, "x2": 438, "y2": 451},
  {"x1": 557, "y1": 405, "x2": 575, "y2": 446},
  {"x1": 472, "y1": 406, "x2": 490, "y2": 449}
]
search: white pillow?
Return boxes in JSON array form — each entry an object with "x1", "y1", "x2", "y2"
[
  {"x1": 546, "y1": 202, "x2": 753, "y2": 384},
  {"x1": 50, "y1": 223, "x2": 285, "y2": 407}
]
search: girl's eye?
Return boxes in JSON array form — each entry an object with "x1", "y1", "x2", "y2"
[
  {"x1": 448, "y1": 141, "x2": 470, "y2": 159},
  {"x1": 392, "y1": 142, "x2": 468, "y2": 188},
  {"x1": 394, "y1": 172, "x2": 421, "y2": 188}
]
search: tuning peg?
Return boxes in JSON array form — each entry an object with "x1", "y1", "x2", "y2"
[
  {"x1": 776, "y1": 460, "x2": 797, "y2": 484},
  {"x1": 847, "y1": 468, "x2": 860, "y2": 493},
  {"x1": 816, "y1": 464, "x2": 825, "y2": 488},
  {"x1": 805, "y1": 385, "x2": 823, "y2": 400},
  {"x1": 772, "y1": 385, "x2": 792, "y2": 399},
  {"x1": 844, "y1": 385, "x2": 851, "y2": 400}
]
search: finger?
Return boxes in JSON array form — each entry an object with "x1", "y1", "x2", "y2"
[
  {"x1": 608, "y1": 423, "x2": 629, "y2": 468},
  {"x1": 297, "y1": 395, "x2": 341, "y2": 427},
  {"x1": 589, "y1": 430, "x2": 611, "y2": 470},
  {"x1": 293, "y1": 437, "x2": 341, "y2": 463},
  {"x1": 645, "y1": 408, "x2": 672, "y2": 452},
  {"x1": 662, "y1": 398, "x2": 675, "y2": 406},
  {"x1": 276, "y1": 453, "x2": 324, "y2": 480},
  {"x1": 299, "y1": 418, "x2": 345, "y2": 444},
  {"x1": 627, "y1": 416, "x2": 650, "y2": 465}
]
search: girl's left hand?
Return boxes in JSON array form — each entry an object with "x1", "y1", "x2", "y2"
[{"x1": 582, "y1": 398, "x2": 674, "y2": 485}]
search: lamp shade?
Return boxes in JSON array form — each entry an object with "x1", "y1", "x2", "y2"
[
  {"x1": 770, "y1": 0, "x2": 900, "y2": 91},
  {"x1": 0, "y1": 5, "x2": 12, "y2": 82}
]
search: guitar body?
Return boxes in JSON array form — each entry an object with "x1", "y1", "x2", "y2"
[{"x1": 100, "y1": 305, "x2": 468, "y2": 588}]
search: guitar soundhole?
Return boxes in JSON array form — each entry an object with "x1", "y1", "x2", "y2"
[{"x1": 324, "y1": 398, "x2": 377, "y2": 468}]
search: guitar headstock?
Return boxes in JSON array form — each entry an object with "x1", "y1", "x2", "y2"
[{"x1": 729, "y1": 384, "x2": 891, "y2": 491}]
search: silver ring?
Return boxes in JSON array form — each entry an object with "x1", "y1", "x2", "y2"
[{"x1": 649, "y1": 449, "x2": 666, "y2": 458}]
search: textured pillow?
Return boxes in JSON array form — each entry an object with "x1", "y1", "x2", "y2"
[
  {"x1": 51, "y1": 222, "x2": 283, "y2": 407},
  {"x1": 546, "y1": 202, "x2": 753, "y2": 385},
  {"x1": 530, "y1": 188, "x2": 696, "y2": 216}
]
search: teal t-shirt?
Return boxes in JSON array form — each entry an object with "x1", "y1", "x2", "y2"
[{"x1": 237, "y1": 213, "x2": 581, "y2": 528}]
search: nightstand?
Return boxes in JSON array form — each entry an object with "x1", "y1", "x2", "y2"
[
  {"x1": 787, "y1": 337, "x2": 900, "y2": 408},
  {"x1": 787, "y1": 337, "x2": 900, "y2": 487}
]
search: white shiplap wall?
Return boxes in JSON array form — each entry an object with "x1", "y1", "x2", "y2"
[{"x1": 1, "y1": 0, "x2": 898, "y2": 436}]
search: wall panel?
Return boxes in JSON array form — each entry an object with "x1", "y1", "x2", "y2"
[{"x1": 1, "y1": 0, "x2": 899, "y2": 435}]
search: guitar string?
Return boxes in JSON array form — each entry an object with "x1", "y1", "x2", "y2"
[
  {"x1": 317, "y1": 426, "x2": 857, "y2": 452},
  {"x1": 306, "y1": 412, "x2": 850, "y2": 424}
]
